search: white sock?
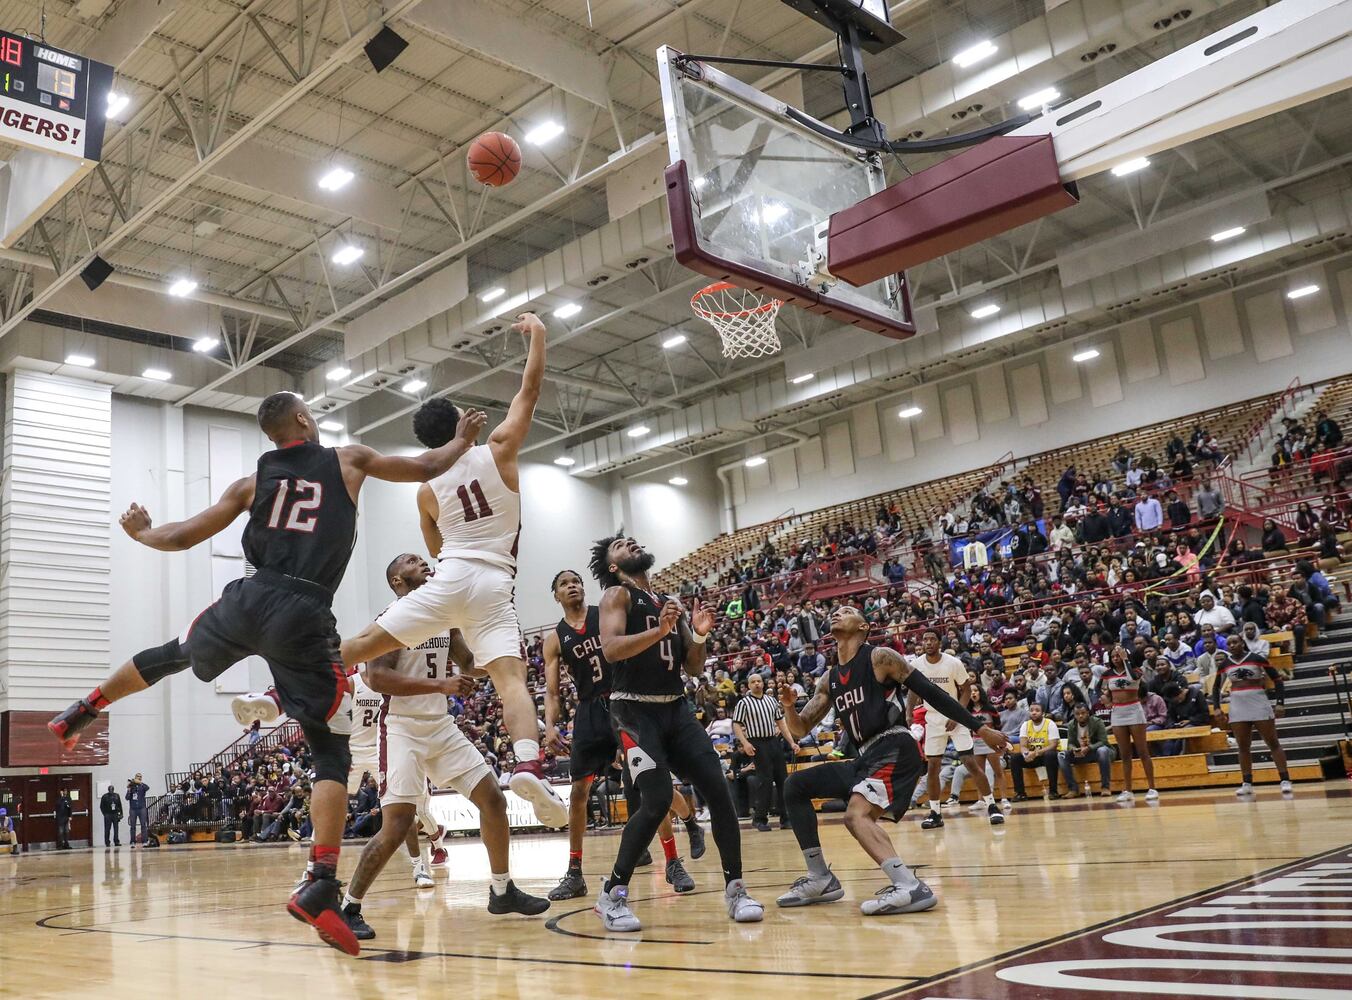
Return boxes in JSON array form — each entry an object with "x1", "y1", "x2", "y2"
[
  {"x1": 490, "y1": 872, "x2": 511, "y2": 896},
  {"x1": 407, "y1": 848, "x2": 421, "y2": 867},
  {"x1": 513, "y1": 739, "x2": 540, "y2": 764},
  {"x1": 343, "y1": 890, "x2": 362, "y2": 909},
  {"x1": 881, "y1": 857, "x2": 920, "y2": 890},
  {"x1": 420, "y1": 842, "x2": 432, "y2": 867},
  {"x1": 982, "y1": 794, "x2": 995, "y2": 806},
  {"x1": 802, "y1": 846, "x2": 830, "y2": 877}
]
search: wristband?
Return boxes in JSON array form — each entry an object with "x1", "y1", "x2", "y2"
[{"x1": 690, "y1": 630, "x2": 708, "y2": 645}]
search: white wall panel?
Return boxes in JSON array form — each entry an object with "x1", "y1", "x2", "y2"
[
  {"x1": 729, "y1": 466, "x2": 747, "y2": 507},
  {"x1": 799, "y1": 434, "x2": 825, "y2": 475},
  {"x1": 1119, "y1": 319, "x2": 1160, "y2": 383},
  {"x1": 746, "y1": 458, "x2": 772, "y2": 490},
  {"x1": 770, "y1": 450, "x2": 799, "y2": 492},
  {"x1": 884, "y1": 408, "x2": 915, "y2": 462},
  {"x1": 852, "y1": 404, "x2": 882, "y2": 459},
  {"x1": 974, "y1": 366, "x2": 1010, "y2": 424},
  {"x1": 1158, "y1": 317, "x2": 1206, "y2": 385},
  {"x1": 1244, "y1": 290, "x2": 1294, "y2": 362},
  {"x1": 943, "y1": 384, "x2": 979, "y2": 445},
  {"x1": 1198, "y1": 295, "x2": 1243, "y2": 360},
  {"x1": 0, "y1": 372, "x2": 111, "y2": 711},
  {"x1": 1045, "y1": 344, "x2": 1083, "y2": 404},
  {"x1": 913, "y1": 385, "x2": 944, "y2": 441},
  {"x1": 1011, "y1": 363, "x2": 1048, "y2": 427},
  {"x1": 824, "y1": 421, "x2": 855, "y2": 476},
  {"x1": 1086, "y1": 347, "x2": 1124, "y2": 408}
]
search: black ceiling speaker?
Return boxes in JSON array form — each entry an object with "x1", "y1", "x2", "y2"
[
  {"x1": 80, "y1": 255, "x2": 114, "y2": 291},
  {"x1": 364, "y1": 25, "x2": 408, "y2": 73}
]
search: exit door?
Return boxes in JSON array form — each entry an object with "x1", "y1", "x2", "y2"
[{"x1": 0, "y1": 773, "x2": 93, "y2": 851}]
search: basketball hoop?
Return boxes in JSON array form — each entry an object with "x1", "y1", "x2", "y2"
[{"x1": 691, "y1": 282, "x2": 783, "y2": 359}]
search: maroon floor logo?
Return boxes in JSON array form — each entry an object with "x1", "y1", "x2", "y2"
[{"x1": 905, "y1": 843, "x2": 1352, "y2": 998}]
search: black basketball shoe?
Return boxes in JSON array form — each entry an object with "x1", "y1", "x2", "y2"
[
  {"x1": 548, "y1": 870, "x2": 588, "y2": 900},
  {"x1": 287, "y1": 875, "x2": 360, "y2": 955},
  {"x1": 487, "y1": 880, "x2": 550, "y2": 916},
  {"x1": 48, "y1": 699, "x2": 101, "y2": 751},
  {"x1": 342, "y1": 903, "x2": 375, "y2": 941}
]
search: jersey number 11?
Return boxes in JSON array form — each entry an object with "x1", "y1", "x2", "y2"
[{"x1": 457, "y1": 479, "x2": 493, "y2": 521}]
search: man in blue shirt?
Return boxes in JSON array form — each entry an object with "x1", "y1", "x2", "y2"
[
  {"x1": 0, "y1": 807, "x2": 17, "y2": 855},
  {"x1": 126, "y1": 774, "x2": 150, "y2": 848}
]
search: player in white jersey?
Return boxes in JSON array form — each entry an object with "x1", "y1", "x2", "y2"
[
  {"x1": 232, "y1": 673, "x2": 448, "y2": 889},
  {"x1": 905, "y1": 628, "x2": 1005, "y2": 829},
  {"x1": 340, "y1": 554, "x2": 549, "y2": 940},
  {"x1": 339, "y1": 312, "x2": 568, "y2": 829}
]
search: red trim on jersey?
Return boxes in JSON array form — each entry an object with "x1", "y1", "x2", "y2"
[
  {"x1": 619, "y1": 730, "x2": 638, "y2": 752},
  {"x1": 183, "y1": 599, "x2": 219, "y2": 642},
  {"x1": 323, "y1": 662, "x2": 347, "y2": 722},
  {"x1": 377, "y1": 696, "x2": 391, "y2": 798},
  {"x1": 279, "y1": 439, "x2": 309, "y2": 449}
]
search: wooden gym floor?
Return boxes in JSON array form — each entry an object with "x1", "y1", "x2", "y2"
[{"x1": 4, "y1": 784, "x2": 1351, "y2": 999}]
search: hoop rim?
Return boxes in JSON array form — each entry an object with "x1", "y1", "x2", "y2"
[{"x1": 690, "y1": 281, "x2": 783, "y2": 320}]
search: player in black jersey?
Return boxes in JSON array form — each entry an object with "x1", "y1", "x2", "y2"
[
  {"x1": 46, "y1": 391, "x2": 486, "y2": 956},
  {"x1": 542, "y1": 570, "x2": 703, "y2": 901},
  {"x1": 587, "y1": 534, "x2": 763, "y2": 932},
  {"x1": 776, "y1": 606, "x2": 1008, "y2": 915}
]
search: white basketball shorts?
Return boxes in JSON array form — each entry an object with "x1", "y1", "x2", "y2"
[
  {"x1": 924, "y1": 719, "x2": 975, "y2": 757},
  {"x1": 375, "y1": 558, "x2": 522, "y2": 664},
  {"x1": 380, "y1": 715, "x2": 492, "y2": 807}
]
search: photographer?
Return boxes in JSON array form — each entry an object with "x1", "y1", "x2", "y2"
[{"x1": 125, "y1": 774, "x2": 150, "y2": 848}]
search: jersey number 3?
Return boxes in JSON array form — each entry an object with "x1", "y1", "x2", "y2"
[
  {"x1": 457, "y1": 479, "x2": 493, "y2": 521},
  {"x1": 266, "y1": 479, "x2": 322, "y2": 532}
]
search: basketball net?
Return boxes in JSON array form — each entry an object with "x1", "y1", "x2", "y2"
[{"x1": 691, "y1": 282, "x2": 783, "y2": 359}]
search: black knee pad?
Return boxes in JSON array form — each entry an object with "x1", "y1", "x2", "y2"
[
  {"x1": 132, "y1": 638, "x2": 192, "y2": 685},
  {"x1": 302, "y1": 724, "x2": 351, "y2": 784}
]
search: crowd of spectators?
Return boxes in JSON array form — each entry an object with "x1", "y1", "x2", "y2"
[{"x1": 1270, "y1": 409, "x2": 1348, "y2": 487}]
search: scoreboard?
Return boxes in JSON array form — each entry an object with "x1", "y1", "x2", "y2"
[{"x1": 0, "y1": 30, "x2": 111, "y2": 161}]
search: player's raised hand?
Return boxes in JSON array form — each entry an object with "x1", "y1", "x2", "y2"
[
  {"x1": 778, "y1": 683, "x2": 797, "y2": 710},
  {"x1": 658, "y1": 599, "x2": 682, "y2": 637},
  {"x1": 439, "y1": 675, "x2": 476, "y2": 698},
  {"x1": 119, "y1": 503, "x2": 153, "y2": 540},
  {"x1": 456, "y1": 408, "x2": 488, "y2": 445},
  {"x1": 691, "y1": 602, "x2": 715, "y2": 637},
  {"x1": 513, "y1": 312, "x2": 546, "y2": 338}
]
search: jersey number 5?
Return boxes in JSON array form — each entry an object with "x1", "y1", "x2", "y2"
[
  {"x1": 457, "y1": 480, "x2": 493, "y2": 521},
  {"x1": 266, "y1": 479, "x2": 322, "y2": 532}
]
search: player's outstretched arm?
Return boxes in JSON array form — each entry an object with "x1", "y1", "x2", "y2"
[
  {"x1": 490, "y1": 313, "x2": 546, "y2": 461},
  {"x1": 343, "y1": 408, "x2": 487, "y2": 484},
  {"x1": 542, "y1": 630, "x2": 567, "y2": 753},
  {"x1": 599, "y1": 586, "x2": 667, "y2": 664},
  {"x1": 781, "y1": 673, "x2": 830, "y2": 741},
  {"x1": 875, "y1": 647, "x2": 1009, "y2": 751},
  {"x1": 119, "y1": 475, "x2": 255, "y2": 551},
  {"x1": 448, "y1": 628, "x2": 485, "y2": 677}
]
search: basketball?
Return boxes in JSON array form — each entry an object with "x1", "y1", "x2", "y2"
[{"x1": 467, "y1": 131, "x2": 522, "y2": 187}]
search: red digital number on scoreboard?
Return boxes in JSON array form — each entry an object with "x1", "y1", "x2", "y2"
[{"x1": 0, "y1": 37, "x2": 21, "y2": 68}]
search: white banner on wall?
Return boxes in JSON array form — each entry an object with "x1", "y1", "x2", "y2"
[{"x1": 427, "y1": 784, "x2": 572, "y2": 833}]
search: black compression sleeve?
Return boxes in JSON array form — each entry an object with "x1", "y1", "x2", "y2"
[{"x1": 902, "y1": 670, "x2": 986, "y2": 731}]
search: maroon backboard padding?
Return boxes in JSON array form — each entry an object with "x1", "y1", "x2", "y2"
[
  {"x1": 665, "y1": 160, "x2": 916, "y2": 340},
  {"x1": 827, "y1": 134, "x2": 1079, "y2": 286},
  {"x1": 1, "y1": 710, "x2": 109, "y2": 766}
]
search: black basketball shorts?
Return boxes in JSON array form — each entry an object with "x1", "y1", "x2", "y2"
[
  {"x1": 792, "y1": 731, "x2": 925, "y2": 822},
  {"x1": 183, "y1": 574, "x2": 351, "y2": 734},
  {"x1": 569, "y1": 697, "x2": 619, "y2": 780},
  {"x1": 608, "y1": 698, "x2": 718, "y2": 785}
]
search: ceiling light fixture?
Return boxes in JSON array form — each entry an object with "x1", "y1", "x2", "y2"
[
  {"x1": 953, "y1": 39, "x2": 997, "y2": 68},
  {"x1": 326, "y1": 367, "x2": 351, "y2": 381},
  {"x1": 1287, "y1": 284, "x2": 1320, "y2": 299},
  {"x1": 141, "y1": 368, "x2": 171, "y2": 381},
  {"x1": 669, "y1": 476, "x2": 688, "y2": 486},
  {"x1": 402, "y1": 379, "x2": 427, "y2": 393},
  {"x1": 1111, "y1": 157, "x2": 1151, "y2": 177},
  {"x1": 627, "y1": 425, "x2": 650, "y2": 438},
  {"x1": 318, "y1": 420, "x2": 344, "y2": 432},
  {"x1": 524, "y1": 120, "x2": 565, "y2": 145},
  {"x1": 331, "y1": 244, "x2": 364, "y2": 266},
  {"x1": 760, "y1": 202, "x2": 788, "y2": 224},
  {"x1": 744, "y1": 456, "x2": 767, "y2": 468},
  {"x1": 193, "y1": 337, "x2": 219, "y2": 353},
  {"x1": 790, "y1": 373, "x2": 815, "y2": 384},
  {"x1": 970, "y1": 304, "x2": 1000, "y2": 319},
  {"x1": 662, "y1": 334, "x2": 687, "y2": 349},
  {"x1": 317, "y1": 166, "x2": 354, "y2": 191},
  {"x1": 167, "y1": 278, "x2": 197, "y2": 297},
  {"x1": 64, "y1": 354, "x2": 95, "y2": 367},
  {"x1": 1072, "y1": 348, "x2": 1101, "y2": 362},
  {"x1": 106, "y1": 91, "x2": 130, "y2": 118},
  {"x1": 554, "y1": 302, "x2": 582, "y2": 320},
  {"x1": 1210, "y1": 226, "x2": 1246, "y2": 242},
  {"x1": 479, "y1": 287, "x2": 506, "y2": 303},
  {"x1": 554, "y1": 456, "x2": 576, "y2": 467},
  {"x1": 898, "y1": 406, "x2": 922, "y2": 419},
  {"x1": 1017, "y1": 87, "x2": 1060, "y2": 110}
]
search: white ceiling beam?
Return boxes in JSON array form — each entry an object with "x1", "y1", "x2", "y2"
[
  {"x1": 86, "y1": 0, "x2": 186, "y2": 68},
  {"x1": 402, "y1": 1, "x2": 611, "y2": 108}
]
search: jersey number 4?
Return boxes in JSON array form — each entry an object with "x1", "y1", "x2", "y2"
[
  {"x1": 266, "y1": 479, "x2": 322, "y2": 532},
  {"x1": 456, "y1": 480, "x2": 493, "y2": 521}
]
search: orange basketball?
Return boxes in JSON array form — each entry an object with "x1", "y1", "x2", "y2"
[{"x1": 467, "y1": 131, "x2": 522, "y2": 187}]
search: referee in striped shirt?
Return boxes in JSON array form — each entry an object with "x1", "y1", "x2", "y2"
[{"x1": 733, "y1": 672, "x2": 795, "y2": 832}]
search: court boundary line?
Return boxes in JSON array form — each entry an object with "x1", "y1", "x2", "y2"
[{"x1": 855, "y1": 840, "x2": 1352, "y2": 1000}]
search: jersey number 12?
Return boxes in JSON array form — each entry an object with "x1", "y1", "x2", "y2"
[
  {"x1": 266, "y1": 479, "x2": 322, "y2": 532},
  {"x1": 457, "y1": 479, "x2": 493, "y2": 521}
]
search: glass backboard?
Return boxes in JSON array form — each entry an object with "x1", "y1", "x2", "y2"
[{"x1": 658, "y1": 46, "x2": 914, "y2": 340}]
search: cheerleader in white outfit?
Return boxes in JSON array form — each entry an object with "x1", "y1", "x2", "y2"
[{"x1": 1213, "y1": 622, "x2": 1292, "y2": 796}]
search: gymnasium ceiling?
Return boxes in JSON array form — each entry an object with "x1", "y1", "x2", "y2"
[{"x1": 4, "y1": 0, "x2": 1352, "y2": 464}]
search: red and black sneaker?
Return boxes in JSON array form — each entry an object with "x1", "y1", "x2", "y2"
[
  {"x1": 286, "y1": 874, "x2": 360, "y2": 956},
  {"x1": 48, "y1": 699, "x2": 101, "y2": 751}
]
